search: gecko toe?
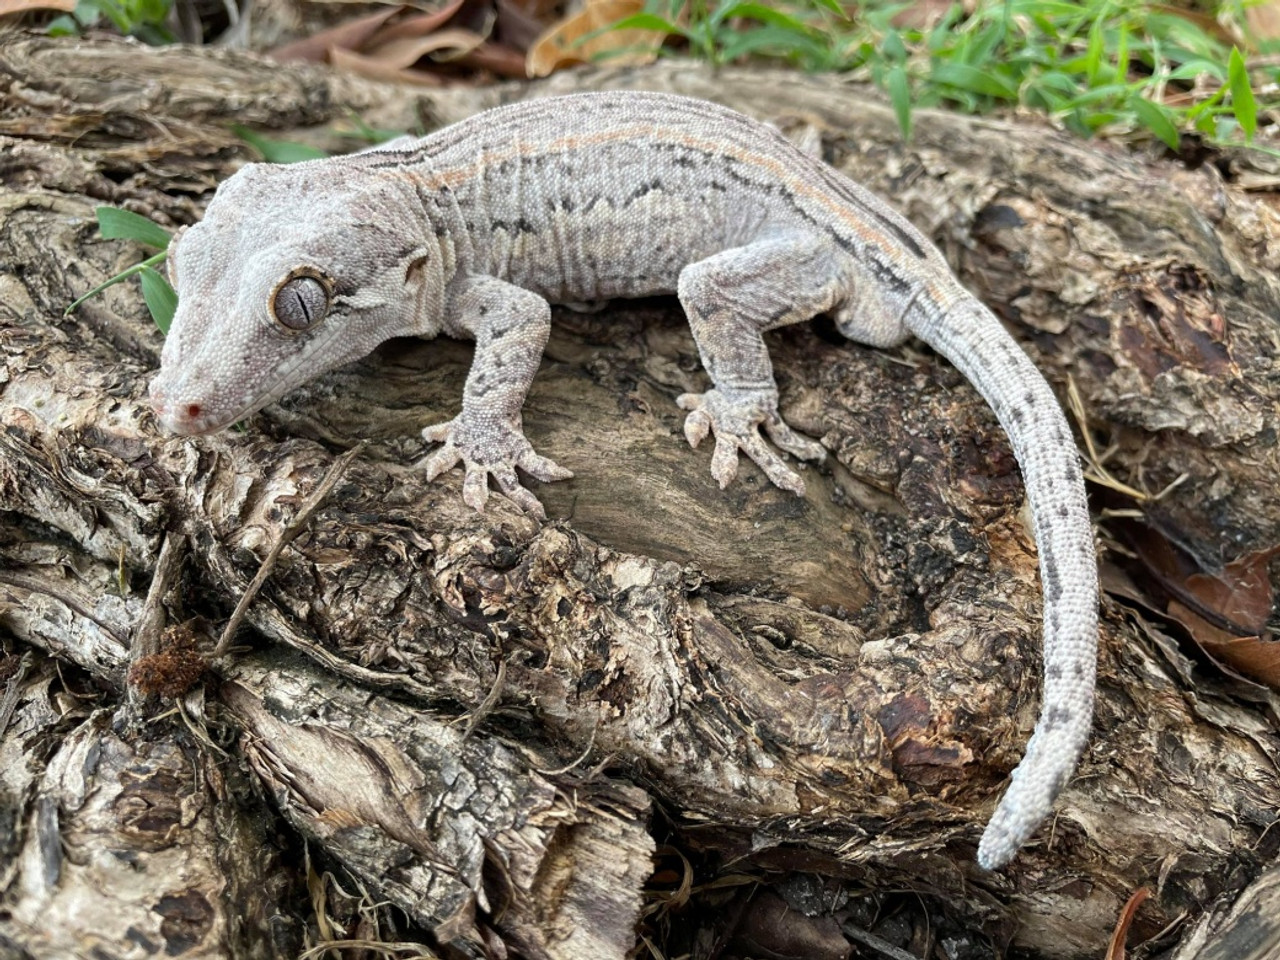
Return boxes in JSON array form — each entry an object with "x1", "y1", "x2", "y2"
[
  {"x1": 421, "y1": 445, "x2": 462, "y2": 482},
  {"x1": 517, "y1": 450, "x2": 574, "y2": 482},
  {"x1": 462, "y1": 468, "x2": 491, "y2": 511},
  {"x1": 740, "y1": 433, "x2": 806, "y2": 495},
  {"x1": 421, "y1": 421, "x2": 453, "y2": 444},
  {"x1": 681, "y1": 406, "x2": 713, "y2": 449},
  {"x1": 709, "y1": 437, "x2": 740, "y2": 488},
  {"x1": 678, "y1": 388, "x2": 813, "y2": 495},
  {"x1": 764, "y1": 415, "x2": 826, "y2": 462}
]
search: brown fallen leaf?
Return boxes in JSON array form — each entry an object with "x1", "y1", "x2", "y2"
[
  {"x1": 1183, "y1": 546, "x2": 1278, "y2": 635},
  {"x1": 1172, "y1": 545, "x2": 1280, "y2": 687},
  {"x1": 376, "y1": 27, "x2": 487, "y2": 69},
  {"x1": 455, "y1": 41, "x2": 527, "y2": 77},
  {"x1": 1105, "y1": 515, "x2": 1280, "y2": 687},
  {"x1": 327, "y1": 46, "x2": 446, "y2": 85},
  {"x1": 269, "y1": 4, "x2": 407, "y2": 63},
  {"x1": 0, "y1": 0, "x2": 74, "y2": 13},
  {"x1": 527, "y1": 0, "x2": 666, "y2": 78},
  {"x1": 1248, "y1": 0, "x2": 1280, "y2": 41},
  {"x1": 270, "y1": 0, "x2": 527, "y2": 85}
]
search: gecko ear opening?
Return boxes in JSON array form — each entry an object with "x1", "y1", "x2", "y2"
[{"x1": 270, "y1": 267, "x2": 334, "y2": 332}]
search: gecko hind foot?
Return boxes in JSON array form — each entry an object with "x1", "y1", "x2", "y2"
[
  {"x1": 676, "y1": 388, "x2": 824, "y2": 496},
  {"x1": 419, "y1": 418, "x2": 572, "y2": 520}
]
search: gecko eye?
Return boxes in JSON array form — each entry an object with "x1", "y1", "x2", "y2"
[{"x1": 270, "y1": 269, "x2": 333, "y2": 332}]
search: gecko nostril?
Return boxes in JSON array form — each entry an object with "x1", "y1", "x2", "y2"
[{"x1": 185, "y1": 403, "x2": 202, "y2": 420}]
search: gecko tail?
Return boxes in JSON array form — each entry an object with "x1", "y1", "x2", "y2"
[{"x1": 905, "y1": 294, "x2": 1099, "y2": 869}]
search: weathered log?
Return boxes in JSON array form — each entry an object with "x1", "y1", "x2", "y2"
[{"x1": 1, "y1": 32, "x2": 1279, "y2": 959}]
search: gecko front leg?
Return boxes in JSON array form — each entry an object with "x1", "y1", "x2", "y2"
[{"x1": 421, "y1": 275, "x2": 572, "y2": 519}]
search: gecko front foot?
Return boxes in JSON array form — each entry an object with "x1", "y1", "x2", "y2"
[
  {"x1": 676, "y1": 388, "x2": 825, "y2": 496},
  {"x1": 420, "y1": 416, "x2": 572, "y2": 520}
]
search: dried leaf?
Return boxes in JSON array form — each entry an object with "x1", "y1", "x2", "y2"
[
  {"x1": 375, "y1": 27, "x2": 487, "y2": 68},
  {"x1": 0, "y1": 0, "x2": 74, "y2": 13},
  {"x1": 455, "y1": 41, "x2": 527, "y2": 77},
  {"x1": 1107, "y1": 520, "x2": 1279, "y2": 687},
  {"x1": 527, "y1": 0, "x2": 665, "y2": 78},
  {"x1": 1247, "y1": 0, "x2": 1280, "y2": 43},
  {"x1": 1183, "y1": 547, "x2": 1278, "y2": 634},
  {"x1": 495, "y1": 0, "x2": 545, "y2": 51},
  {"x1": 1168, "y1": 600, "x2": 1280, "y2": 687},
  {"x1": 269, "y1": 4, "x2": 404, "y2": 63},
  {"x1": 365, "y1": 0, "x2": 473, "y2": 46},
  {"x1": 327, "y1": 46, "x2": 443, "y2": 85}
]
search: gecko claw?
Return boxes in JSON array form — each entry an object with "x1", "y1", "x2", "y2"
[
  {"x1": 418, "y1": 416, "x2": 569, "y2": 519},
  {"x1": 676, "y1": 388, "x2": 814, "y2": 496}
]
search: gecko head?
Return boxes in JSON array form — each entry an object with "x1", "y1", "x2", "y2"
[{"x1": 149, "y1": 161, "x2": 445, "y2": 436}]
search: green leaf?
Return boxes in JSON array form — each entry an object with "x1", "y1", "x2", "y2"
[
  {"x1": 139, "y1": 266, "x2": 178, "y2": 334},
  {"x1": 232, "y1": 125, "x2": 330, "y2": 163},
  {"x1": 1114, "y1": 23, "x2": 1130, "y2": 82},
  {"x1": 1025, "y1": 70, "x2": 1081, "y2": 111},
  {"x1": 713, "y1": 1, "x2": 815, "y2": 34},
  {"x1": 602, "y1": 11, "x2": 683, "y2": 34},
  {"x1": 63, "y1": 250, "x2": 166, "y2": 317},
  {"x1": 1129, "y1": 94, "x2": 1180, "y2": 150},
  {"x1": 1167, "y1": 59, "x2": 1226, "y2": 83},
  {"x1": 966, "y1": 19, "x2": 1008, "y2": 68},
  {"x1": 1227, "y1": 46, "x2": 1257, "y2": 140},
  {"x1": 930, "y1": 62, "x2": 1018, "y2": 99},
  {"x1": 717, "y1": 25, "x2": 827, "y2": 63},
  {"x1": 45, "y1": 14, "x2": 81, "y2": 35},
  {"x1": 809, "y1": 0, "x2": 845, "y2": 16},
  {"x1": 1183, "y1": 83, "x2": 1225, "y2": 124},
  {"x1": 95, "y1": 206, "x2": 172, "y2": 250},
  {"x1": 1084, "y1": 17, "x2": 1103, "y2": 83},
  {"x1": 882, "y1": 29, "x2": 907, "y2": 63},
  {"x1": 1058, "y1": 82, "x2": 1130, "y2": 110},
  {"x1": 887, "y1": 63, "x2": 912, "y2": 140}
]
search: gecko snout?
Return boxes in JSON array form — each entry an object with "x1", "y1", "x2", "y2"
[{"x1": 148, "y1": 378, "x2": 215, "y2": 435}]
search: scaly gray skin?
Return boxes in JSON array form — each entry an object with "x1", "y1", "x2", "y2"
[{"x1": 149, "y1": 91, "x2": 1098, "y2": 869}]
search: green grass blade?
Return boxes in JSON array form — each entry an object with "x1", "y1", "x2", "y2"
[
  {"x1": 1129, "y1": 94, "x2": 1180, "y2": 150},
  {"x1": 931, "y1": 62, "x2": 1018, "y2": 99},
  {"x1": 718, "y1": 25, "x2": 826, "y2": 62},
  {"x1": 139, "y1": 266, "x2": 179, "y2": 334},
  {"x1": 1227, "y1": 46, "x2": 1257, "y2": 140},
  {"x1": 603, "y1": 11, "x2": 683, "y2": 34},
  {"x1": 888, "y1": 63, "x2": 912, "y2": 140},
  {"x1": 1084, "y1": 17, "x2": 1103, "y2": 84},
  {"x1": 713, "y1": 1, "x2": 815, "y2": 33},
  {"x1": 63, "y1": 250, "x2": 166, "y2": 316},
  {"x1": 232, "y1": 126, "x2": 330, "y2": 163},
  {"x1": 1114, "y1": 22, "x2": 1129, "y2": 83},
  {"x1": 95, "y1": 206, "x2": 172, "y2": 250}
]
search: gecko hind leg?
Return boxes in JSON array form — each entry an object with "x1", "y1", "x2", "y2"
[{"x1": 676, "y1": 231, "x2": 846, "y2": 495}]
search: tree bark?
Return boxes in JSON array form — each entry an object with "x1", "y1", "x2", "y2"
[{"x1": 1, "y1": 32, "x2": 1279, "y2": 960}]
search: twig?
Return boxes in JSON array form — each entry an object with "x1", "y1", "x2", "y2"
[
  {"x1": 213, "y1": 444, "x2": 364, "y2": 658},
  {"x1": 131, "y1": 530, "x2": 187, "y2": 664},
  {"x1": 842, "y1": 923, "x2": 925, "y2": 960},
  {"x1": 126, "y1": 529, "x2": 189, "y2": 713},
  {"x1": 460, "y1": 658, "x2": 506, "y2": 742},
  {"x1": 0, "y1": 651, "x2": 34, "y2": 739}
]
